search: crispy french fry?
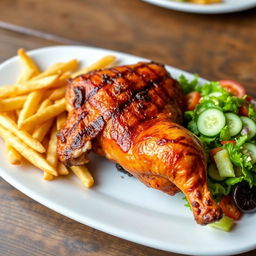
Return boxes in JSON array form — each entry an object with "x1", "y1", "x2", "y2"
[
  {"x1": 58, "y1": 162, "x2": 69, "y2": 175},
  {"x1": 4, "y1": 112, "x2": 22, "y2": 164},
  {"x1": 18, "y1": 49, "x2": 40, "y2": 73},
  {"x1": 46, "y1": 124, "x2": 58, "y2": 168},
  {"x1": 71, "y1": 166, "x2": 94, "y2": 188},
  {"x1": 56, "y1": 112, "x2": 66, "y2": 130},
  {"x1": 42, "y1": 88, "x2": 55, "y2": 99},
  {"x1": 0, "y1": 96, "x2": 27, "y2": 112},
  {"x1": 66, "y1": 103, "x2": 72, "y2": 112},
  {"x1": 37, "y1": 99, "x2": 53, "y2": 112},
  {"x1": 16, "y1": 109, "x2": 21, "y2": 117},
  {"x1": 72, "y1": 55, "x2": 116, "y2": 78},
  {"x1": 44, "y1": 123, "x2": 58, "y2": 180},
  {"x1": 33, "y1": 119, "x2": 54, "y2": 142},
  {"x1": 41, "y1": 135, "x2": 49, "y2": 152},
  {"x1": 17, "y1": 69, "x2": 35, "y2": 84},
  {"x1": 0, "y1": 86, "x2": 17, "y2": 99},
  {"x1": 49, "y1": 86, "x2": 66, "y2": 101},
  {"x1": 20, "y1": 98, "x2": 66, "y2": 130},
  {"x1": 47, "y1": 72, "x2": 70, "y2": 88},
  {"x1": 6, "y1": 143, "x2": 22, "y2": 165},
  {"x1": 18, "y1": 91, "x2": 43, "y2": 127},
  {"x1": 0, "y1": 113, "x2": 45, "y2": 153},
  {"x1": 44, "y1": 161, "x2": 70, "y2": 178},
  {"x1": 17, "y1": 48, "x2": 40, "y2": 83},
  {"x1": 33, "y1": 59, "x2": 78, "y2": 80},
  {"x1": 32, "y1": 99, "x2": 54, "y2": 141},
  {"x1": 0, "y1": 125, "x2": 57, "y2": 176},
  {"x1": 43, "y1": 172, "x2": 54, "y2": 180},
  {"x1": 4, "y1": 111, "x2": 17, "y2": 122},
  {"x1": 17, "y1": 74, "x2": 60, "y2": 92},
  {"x1": 40, "y1": 74, "x2": 69, "y2": 100},
  {"x1": 0, "y1": 74, "x2": 59, "y2": 99}
]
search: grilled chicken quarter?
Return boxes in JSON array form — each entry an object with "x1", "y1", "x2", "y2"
[{"x1": 57, "y1": 62, "x2": 222, "y2": 225}]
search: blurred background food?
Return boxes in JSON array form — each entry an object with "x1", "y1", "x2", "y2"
[{"x1": 177, "y1": 0, "x2": 221, "y2": 4}]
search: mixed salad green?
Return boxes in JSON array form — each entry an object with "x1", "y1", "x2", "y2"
[{"x1": 179, "y1": 75, "x2": 256, "y2": 231}]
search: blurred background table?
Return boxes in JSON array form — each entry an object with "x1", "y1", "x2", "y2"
[{"x1": 0, "y1": 0, "x2": 256, "y2": 255}]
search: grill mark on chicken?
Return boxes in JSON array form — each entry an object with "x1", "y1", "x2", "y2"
[
  {"x1": 178, "y1": 142, "x2": 199, "y2": 153},
  {"x1": 110, "y1": 81, "x2": 169, "y2": 151},
  {"x1": 157, "y1": 137, "x2": 199, "y2": 156},
  {"x1": 73, "y1": 86, "x2": 85, "y2": 109},
  {"x1": 82, "y1": 62, "x2": 163, "y2": 102},
  {"x1": 71, "y1": 115, "x2": 105, "y2": 150},
  {"x1": 107, "y1": 71, "x2": 170, "y2": 148},
  {"x1": 57, "y1": 131, "x2": 66, "y2": 143},
  {"x1": 57, "y1": 110, "x2": 89, "y2": 144},
  {"x1": 111, "y1": 83, "x2": 155, "y2": 117},
  {"x1": 157, "y1": 136, "x2": 186, "y2": 146},
  {"x1": 67, "y1": 63, "x2": 171, "y2": 153},
  {"x1": 71, "y1": 132, "x2": 84, "y2": 149},
  {"x1": 68, "y1": 75, "x2": 167, "y2": 153},
  {"x1": 131, "y1": 63, "x2": 172, "y2": 104}
]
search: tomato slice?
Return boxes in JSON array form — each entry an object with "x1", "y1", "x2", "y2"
[
  {"x1": 218, "y1": 80, "x2": 246, "y2": 98},
  {"x1": 219, "y1": 195, "x2": 242, "y2": 221},
  {"x1": 239, "y1": 102, "x2": 249, "y2": 116},
  {"x1": 210, "y1": 147, "x2": 222, "y2": 157},
  {"x1": 185, "y1": 91, "x2": 201, "y2": 110},
  {"x1": 246, "y1": 96, "x2": 253, "y2": 102},
  {"x1": 221, "y1": 140, "x2": 236, "y2": 145}
]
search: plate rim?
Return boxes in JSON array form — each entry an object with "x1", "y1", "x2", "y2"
[
  {"x1": 142, "y1": 0, "x2": 256, "y2": 14},
  {"x1": 0, "y1": 45, "x2": 256, "y2": 256}
]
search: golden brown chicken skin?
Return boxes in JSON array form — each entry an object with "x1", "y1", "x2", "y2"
[{"x1": 57, "y1": 62, "x2": 222, "y2": 225}]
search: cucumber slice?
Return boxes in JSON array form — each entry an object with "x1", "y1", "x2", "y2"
[
  {"x1": 208, "y1": 92, "x2": 222, "y2": 98},
  {"x1": 209, "y1": 216, "x2": 234, "y2": 232},
  {"x1": 214, "y1": 149, "x2": 236, "y2": 177},
  {"x1": 242, "y1": 143, "x2": 256, "y2": 164},
  {"x1": 225, "y1": 113, "x2": 242, "y2": 136},
  {"x1": 240, "y1": 116, "x2": 256, "y2": 139},
  {"x1": 208, "y1": 164, "x2": 225, "y2": 181},
  {"x1": 197, "y1": 108, "x2": 226, "y2": 137}
]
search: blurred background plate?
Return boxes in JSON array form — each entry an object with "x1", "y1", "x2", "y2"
[{"x1": 142, "y1": 0, "x2": 256, "y2": 13}]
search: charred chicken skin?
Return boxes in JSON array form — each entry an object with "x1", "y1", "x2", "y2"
[{"x1": 57, "y1": 62, "x2": 222, "y2": 225}]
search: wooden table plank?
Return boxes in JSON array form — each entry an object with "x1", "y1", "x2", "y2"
[
  {"x1": 0, "y1": 29, "x2": 59, "y2": 62},
  {"x1": 0, "y1": 0, "x2": 255, "y2": 96}
]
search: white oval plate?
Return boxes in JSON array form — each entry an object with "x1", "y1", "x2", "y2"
[
  {"x1": 142, "y1": 0, "x2": 256, "y2": 14},
  {"x1": 0, "y1": 46, "x2": 255, "y2": 256}
]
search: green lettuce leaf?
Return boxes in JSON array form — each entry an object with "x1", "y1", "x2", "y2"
[
  {"x1": 178, "y1": 74, "x2": 199, "y2": 94},
  {"x1": 208, "y1": 181, "x2": 231, "y2": 202},
  {"x1": 248, "y1": 104, "x2": 256, "y2": 122},
  {"x1": 219, "y1": 125, "x2": 231, "y2": 141}
]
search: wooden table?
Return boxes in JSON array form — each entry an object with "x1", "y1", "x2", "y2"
[{"x1": 0, "y1": 1, "x2": 256, "y2": 255}]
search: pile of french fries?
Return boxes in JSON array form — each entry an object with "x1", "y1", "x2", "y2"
[{"x1": 0, "y1": 48, "x2": 116, "y2": 188}]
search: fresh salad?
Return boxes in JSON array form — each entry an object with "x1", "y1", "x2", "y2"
[{"x1": 179, "y1": 75, "x2": 256, "y2": 231}]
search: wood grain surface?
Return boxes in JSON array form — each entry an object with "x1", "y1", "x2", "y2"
[{"x1": 0, "y1": 0, "x2": 256, "y2": 255}]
